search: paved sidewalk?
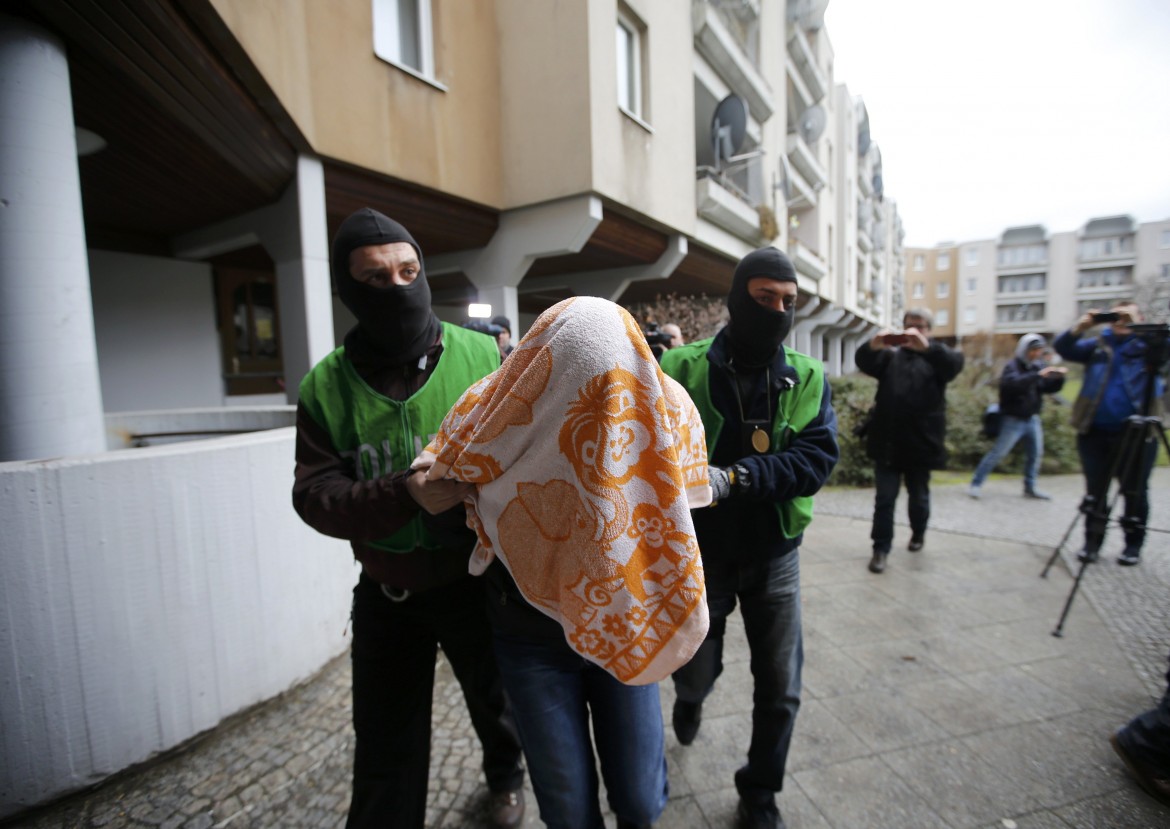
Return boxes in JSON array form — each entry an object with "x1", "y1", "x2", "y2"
[{"x1": 8, "y1": 471, "x2": 1169, "y2": 828}]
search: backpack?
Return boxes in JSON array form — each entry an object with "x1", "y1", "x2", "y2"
[{"x1": 981, "y1": 403, "x2": 1002, "y2": 439}]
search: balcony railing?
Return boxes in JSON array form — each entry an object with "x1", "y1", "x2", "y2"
[
  {"x1": 696, "y1": 172, "x2": 761, "y2": 242},
  {"x1": 693, "y1": 4, "x2": 774, "y2": 122},
  {"x1": 786, "y1": 26, "x2": 826, "y2": 105}
]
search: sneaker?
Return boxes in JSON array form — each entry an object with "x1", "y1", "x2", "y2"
[
  {"x1": 967, "y1": 484, "x2": 981, "y2": 499},
  {"x1": 1077, "y1": 548, "x2": 1099, "y2": 564},
  {"x1": 672, "y1": 699, "x2": 702, "y2": 745},
  {"x1": 868, "y1": 551, "x2": 888, "y2": 573},
  {"x1": 907, "y1": 533, "x2": 924, "y2": 552},
  {"x1": 1118, "y1": 546, "x2": 1141, "y2": 566},
  {"x1": 489, "y1": 788, "x2": 525, "y2": 828},
  {"x1": 735, "y1": 798, "x2": 785, "y2": 829},
  {"x1": 1111, "y1": 732, "x2": 1170, "y2": 808},
  {"x1": 1024, "y1": 488, "x2": 1052, "y2": 500}
]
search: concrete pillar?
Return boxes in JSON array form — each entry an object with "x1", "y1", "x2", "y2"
[
  {"x1": 0, "y1": 17, "x2": 106, "y2": 461},
  {"x1": 429, "y1": 195, "x2": 603, "y2": 338},
  {"x1": 791, "y1": 297, "x2": 825, "y2": 356},
  {"x1": 172, "y1": 155, "x2": 334, "y2": 402}
]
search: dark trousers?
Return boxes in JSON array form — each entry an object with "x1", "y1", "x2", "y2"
[
  {"x1": 871, "y1": 461, "x2": 931, "y2": 553},
  {"x1": 347, "y1": 574, "x2": 524, "y2": 829},
  {"x1": 672, "y1": 551, "x2": 802, "y2": 804},
  {"x1": 1077, "y1": 428, "x2": 1158, "y2": 553},
  {"x1": 1116, "y1": 651, "x2": 1170, "y2": 776}
]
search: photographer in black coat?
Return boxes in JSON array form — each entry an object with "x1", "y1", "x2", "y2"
[{"x1": 855, "y1": 308, "x2": 964, "y2": 574}]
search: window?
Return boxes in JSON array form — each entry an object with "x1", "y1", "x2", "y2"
[
  {"x1": 966, "y1": 277, "x2": 977, "y2": 294},
  {"x1": 936, "y1": 252, "x2": 951, "y2": 270},
  {"x1": 1161, "y1": 263, "x2": 1170, "y2": 282},
  {"x1": 963, "y1": 307, "x2": 976, "y2": 324},
  {"x1": 373, "y1": 0, "x2": 438, "y2": 82},
  {"x1": 965, "y1": 248, "x2": 979, "y2": 266},
  {"x1": 1079, "y1": 235, "x2": 1134, "y2": 260},
  {"x1": 996, "y1": 303, "x2": 1045, "y2": 323},
  {"x1": 913, "y1": 254, "x2": 925, "y2": 271},
  {"x1": 1077, "y1": 268, "x2": 1132, "y2": 289},
  {"x1": 912, "y1": 282, "x2": 924, "y2": 299},
  {"x1": 997, "y1": 244, "x2": 1047, "y2": 268},
  {"x1": 616, "y1": 7, "x2": 646, "y2": 121},
  {"x1": 1161, "y1": 230, "x2": 1170, "y2": 249},
  {"x1": 997, "y1": 273, "x2": 1046, "y2": 293},
  {"x1": 936, "y1": 282, "x2": 950, "y2": 298},
  {"x1": 936, "y1": 309, "x2": 949, "y2": 326}
]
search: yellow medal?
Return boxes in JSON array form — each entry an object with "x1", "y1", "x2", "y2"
[{"x1": 751, "y1": 427, "x2": 771, "y2": 453}]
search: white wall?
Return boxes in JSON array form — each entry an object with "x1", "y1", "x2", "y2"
[
  {"x1": 0, "y1": 427, "x2": 356, "y2": 817},
  {"x1": 89, "y1": 250, "x2": 224, "y2": 411}
]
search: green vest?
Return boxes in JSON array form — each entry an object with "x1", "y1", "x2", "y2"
[
  {"x1": 298, "y1": 322, "x2": 500, "y2": 552},
  {"x1": 660, "y1": 339, "x2": 824, "y2": 539}
]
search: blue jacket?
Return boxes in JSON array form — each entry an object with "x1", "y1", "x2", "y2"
[{"x1": 1053, "y1": 328, "x2": 1166, "y2": 432}]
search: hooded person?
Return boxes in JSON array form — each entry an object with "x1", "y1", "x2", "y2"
[
  {"x1": 413, "y1": 296, "x2": 711, "y2": 828},
  {"x1": 292, "y1": 207, "x2": 526, "y2": 829},
  {"x1": 968, "y1": 332, "x2": 1067, "y2": 501},
  {"x1": 658, "y1": 247, "x2": 840, "y2": 829}
]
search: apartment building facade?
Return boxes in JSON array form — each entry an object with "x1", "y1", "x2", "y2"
[
  {"x1": 956, "y1": 215, "x2": 1170, "y2": 344},
  {"x1": 1, "y1": 0, "x2": 901, "y2": 815},
  {"x1": 904, "y1": 243, "x2": 959, "y2": 342}
]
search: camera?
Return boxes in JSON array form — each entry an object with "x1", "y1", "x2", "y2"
[
  {"x1": 883, "y1": 332, "x2": 909, "y2": 346},
  {"x1": 642, "y1": 322, "x2": 674, "y2": 349},
  {"x1": 1092, "y1": 312, "x2": 1121, "y2": 323}
]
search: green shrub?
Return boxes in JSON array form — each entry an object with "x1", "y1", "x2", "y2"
[{"x1": 827, "y1": 369, "x2": 1082, "y2": 487}]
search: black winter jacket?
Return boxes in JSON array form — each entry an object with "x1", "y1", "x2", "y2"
[
  {"x1": 998, "y1": 357, "x2": 1064, "y2": 419},
  {"x1": 855, "y1": 341, "x2": 964, "y2": 470}
]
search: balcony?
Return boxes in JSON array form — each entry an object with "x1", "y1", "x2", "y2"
[
  {"x1": 786, "y1": 132, "x2": 827, "y2": 191},
  {"x1": 786, "y1": 26, "x2": 827, "y2": 105},
  {"x1": 857, "y1": 227, "x2": 873, "y2": 253},
  {"x1": 789, "y1": 238, "x2": 827, "y2": 281},
  {"x1": 696, "y1": 174, "x2": 761, "y2": 242},
  {"x1": 693, "y1": 4, "x2": 774, "y2": 122}
]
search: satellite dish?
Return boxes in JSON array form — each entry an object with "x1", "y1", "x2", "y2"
[
  {"x1": 711, "y1": 95, "x2": 748, "y2": 169},
  {"x1": 786, "y1": 0, "x2": 829, "y2": 30},
  {"x1": 798, "y1": 105, "x2": 826, "y2": 145}
]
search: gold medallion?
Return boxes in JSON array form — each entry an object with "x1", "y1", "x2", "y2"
[{"x1": 751, "y1": 427, "x2": 771, "y2": 453}]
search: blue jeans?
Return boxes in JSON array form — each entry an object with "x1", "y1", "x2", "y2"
[
  {"x1": 1077, "y1": 427, "x2": 1158, "y2": 553},
  {"x1": 971, "y1": 414, "x2": 1042, "y2": 490},
  {"x1": 672, "y1": 550, "x2": 802, "y2": 805},
  {"x1": 492, "y1": 633, "x2": 668, "y2": 829},
  {"x1": 871, "y1": 461, "x2": 930, "y2": 553}
]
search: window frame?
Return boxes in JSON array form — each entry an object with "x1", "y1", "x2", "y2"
[
  {"x1": 372, "y1": 0, "x2": 447, "y2": 91},
  {"x1": 616, "y1": 5, "x2": 650, "y2": 127}
]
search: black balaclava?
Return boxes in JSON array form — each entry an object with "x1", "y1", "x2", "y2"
[
  {"x1": 332, "y1": 207, "x2": 440, "y2": 364},
  {"x1": 726, "y1": 246, "x2": 798, "y2": 368}
]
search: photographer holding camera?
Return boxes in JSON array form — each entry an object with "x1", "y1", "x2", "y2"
[
  {"x1": 855, "y1": 308, "x2": 965, "y2": 574},
  {"x1": 1054, "y1": 302, "x2": 1167, "y2": 566}
]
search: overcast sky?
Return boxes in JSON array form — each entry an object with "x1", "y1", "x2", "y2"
[{"x1": 823, "y1": 0, "x2": 1170, "y2": 248}]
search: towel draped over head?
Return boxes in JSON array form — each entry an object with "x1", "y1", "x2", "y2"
[{"x1": 416, "y1": 297, "x2": 712, "y2": 684}]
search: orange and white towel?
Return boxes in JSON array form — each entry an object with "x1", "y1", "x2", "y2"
[{"x1": 415, "y1": 297, "x2": 711, "y2": 684}]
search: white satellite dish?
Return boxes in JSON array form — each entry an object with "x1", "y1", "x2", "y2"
[{"x1": 798, "y1": 105, "x2": 826, "y2": 145}]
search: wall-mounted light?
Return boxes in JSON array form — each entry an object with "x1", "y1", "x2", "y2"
[
  {"x1": 468, "y1": 303, "x2": 492, "y2": 318},
  {"x1": 75, "y1": 127, "x2": 107, "y2": 157}
]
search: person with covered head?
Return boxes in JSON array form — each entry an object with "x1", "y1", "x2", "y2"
[
  {"x1": 855, "y1": 308, "x2": 965, "y2": 575},
  {"x1": 292, "y1": 208, "x2": 525, "y2": 828},
  {"x1": 968, "y1": 333, "x2": 1067, "y2": 500},
  {"x1": 659, "y1": 247, "x2": 839, "y2": 829},
  {"x1": 414, "y1": 296, "x2": 712, "y2": 829}
]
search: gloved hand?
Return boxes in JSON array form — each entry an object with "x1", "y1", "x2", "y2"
[{"x1": 709, "y1": 466, "x2": 732, "y2": 502}]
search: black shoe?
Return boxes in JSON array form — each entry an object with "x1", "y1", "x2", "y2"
[
  {"x1": 1118, "y1": 546, "x2": 1141, "y2": 566},
  {"x1": 1024, "y1": 488, "x2": 1052, "y2": 500},
  {"x1": 867, "y1": 551, "x2": 888, "y2": 573},
  {"x1": 1111, "y1": 732, "x2": 1170, "y2": 807},
  {"x1": 735, "y1": 798, "x2": 785, "y2": 829},
  {"x1": 1077, "y1": 548, "x2": 1099, "y2": 564},
  {"x1": 488, "y1": 788, "x2": 525, "y2": 828},
  {"x1": 907, "y1": 533, "x2": 924, "y2": 552},
  {"x1": 672, "y1": 699, "x2": 702, "y2": 745}
]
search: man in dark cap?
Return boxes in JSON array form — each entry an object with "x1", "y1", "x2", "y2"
[
  {"x1": 660, "y1": 247, "x2": 839, "y2": 829},
  {"x1": 489, "y1": 314, "x2": 514, "y2": 357},
  {"x1": 293, "y1": 208, "x2": 525, "y2": 828}
]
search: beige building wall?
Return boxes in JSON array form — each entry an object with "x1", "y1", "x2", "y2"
[{"x1": 905, "y1": 245, "x2": 957, "y2": 338}]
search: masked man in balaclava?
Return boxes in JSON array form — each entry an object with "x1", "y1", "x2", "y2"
[
  {"x1": 660, "y1": 247, "x2": 838, "y2": 829},
  {"x1": 293, "y1": 208, "x2": 525, "y2": 829}
]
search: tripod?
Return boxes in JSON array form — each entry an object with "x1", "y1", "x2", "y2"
[{"x1": 1041, "y1": 329, "x2": 1170, "y2": 636}]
